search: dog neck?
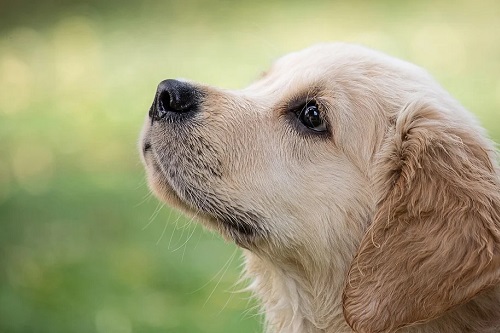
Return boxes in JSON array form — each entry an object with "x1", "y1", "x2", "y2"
[
  {"x1": 240, "y1": 208, "x2": 369, "y2": 333},
  {"x1": 243, "y1": 238, "x2": 500, "y2": 333},
  {"x1": 243, "y1": 249, "x2": 354, "y2": 333}
]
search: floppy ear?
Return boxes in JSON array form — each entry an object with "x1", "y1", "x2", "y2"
[{"x1": 342, "y1": 99, "x2": 500, "y2": 333}]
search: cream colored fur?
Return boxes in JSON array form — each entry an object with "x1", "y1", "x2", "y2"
[{"x1": 140, "y1": 43, "x2": 500, "y2": 333}]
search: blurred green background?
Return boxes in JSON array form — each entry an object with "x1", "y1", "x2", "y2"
[{"x1": 0, "y1": 0, "x2": 499, "y2": 332}]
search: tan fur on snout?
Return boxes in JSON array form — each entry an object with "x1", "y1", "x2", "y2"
[{"x1": 140, "y1": 43, "x2": 500, "y2": 332}]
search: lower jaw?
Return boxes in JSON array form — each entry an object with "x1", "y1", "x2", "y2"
[{"x1": 148, "y1": 169, "x2": 262, "y2": 248}]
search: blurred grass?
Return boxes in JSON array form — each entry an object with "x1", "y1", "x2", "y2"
[{"x1": 0, "y1": 0, "x2": 499, "y2": 332}]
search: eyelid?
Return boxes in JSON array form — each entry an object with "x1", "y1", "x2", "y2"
[
  {"x1": 288, "y1": 95, "x2": 315, "y2": 109},
  {"x1": 289, "y1": 99, "x2": 319, "y2": 115}
]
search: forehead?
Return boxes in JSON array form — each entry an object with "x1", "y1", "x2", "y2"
[
  {"x1": 273, "y1": 43, "x2": 352, "y2": 74},
  {"x1": 243, "y1": 43, "x2": 427, "y2": 100},
  {"x1": 244, "y1": 43, "x2": 375, "y2": 97}
]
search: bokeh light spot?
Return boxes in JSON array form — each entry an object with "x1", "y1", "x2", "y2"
[
  {"x1": 410, "y1": 23, "x2": 467, "y2": 75},
  {"x1": 6, "y1": 247, "x2": 43, "y2": 289},
  {"x1": 0, "y1": 160, "x2": 11, "y2": 203},
  {"x1": 11, "y1": 142, "x2": 54, "y2": 195},
  {"x1": 95, "y1": 307, "x2": 132, "y2": 333},
  {"x1": 0, "y1": 54, "x2": 33, "y2": 114},
  {"x1": 52, "y1": 16, "x2": 102, "y2": 93}
]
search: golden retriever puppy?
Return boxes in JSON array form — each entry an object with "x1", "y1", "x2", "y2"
[{"x1": 139, "y1": 43, "x2": 500, "y2": 333}]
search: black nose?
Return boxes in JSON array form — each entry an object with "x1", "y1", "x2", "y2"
[{"x1": 149, "y1": 79, "x2": 200, "y2": 122}]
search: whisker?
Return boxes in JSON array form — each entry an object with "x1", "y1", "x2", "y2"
[
  {"x1": 172, "y1": 220, "x2": 197, "y2": 252},
  {"x1": 203, "y1": 249, "x2": 237, "y2": 308},
  {"x1": 181, "y1": 223, "x2": 197, "y2": 262},
  {"x1": 134, "y1": 177, "x2": 148, "y2": 191},
  {"x1": 167, "y1": 210, "x2": 183, "y2": 250},
  {"x1": 142, "y1": 201, "x2": 164, "y2": 230},
  {"x1": 216, "y1": 290, "x2": 234, "y2": 316},
  {"x1": 187, "y1": 248, "x2": 238, "y2": 295},
  {"x1": 156, "y1": 218, "x2": 169, "y2": 245},
  {"x1": 135, "y1": 191, "x2": 153, "y2": 208}
]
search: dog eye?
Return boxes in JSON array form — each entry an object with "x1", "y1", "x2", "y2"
[{"x1": 298, "y1": 104, "x2": 327, "y2": 132}]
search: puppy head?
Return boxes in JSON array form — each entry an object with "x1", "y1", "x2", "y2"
[
  {"x1": 140, "y1": 43, "x2": 500, "y2": 331},
  {"x1": 140, "y1": 44, "x2": 393, "y2": 251}
]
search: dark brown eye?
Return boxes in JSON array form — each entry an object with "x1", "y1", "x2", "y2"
[{"x1": 298, "y1": 104, "x2": 327, "y2": 132}]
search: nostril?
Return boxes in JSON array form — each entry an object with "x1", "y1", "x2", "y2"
[
  {"x1": 159, "y1": 87, "x2": 185, "y2": 112},
  {"x1": 149, "y1": 79, "x2": 200, "y2": 122},
  {"x1": 158, "y1": 89, "x2": 171, "y2": 114}
]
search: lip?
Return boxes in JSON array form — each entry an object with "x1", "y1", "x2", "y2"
[{"x1": 143, "y1": 142, "x2": 152, "y2": 154}]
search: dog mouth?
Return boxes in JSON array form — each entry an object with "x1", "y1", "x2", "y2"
[
  {"x1": 174, "y1": 185, "x2": 266, "y2": 246},
  {"x1": 142, "y1": 142, "x2": 152, "y2": 156},
  {"x1": 143, "y1": 145, "x2": 266, "y2": 246},
  {"x1": 172, "y1": 184, "x2": 266, "y2": 242}
]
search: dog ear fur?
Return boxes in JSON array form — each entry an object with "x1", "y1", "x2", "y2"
[{"x1": 342, "y1": 99, "x2": 500, "y2": 333}]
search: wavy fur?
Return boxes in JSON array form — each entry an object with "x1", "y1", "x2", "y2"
[{"x1": 140, "y1": 43, "x2": 500, "y2": 332}]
